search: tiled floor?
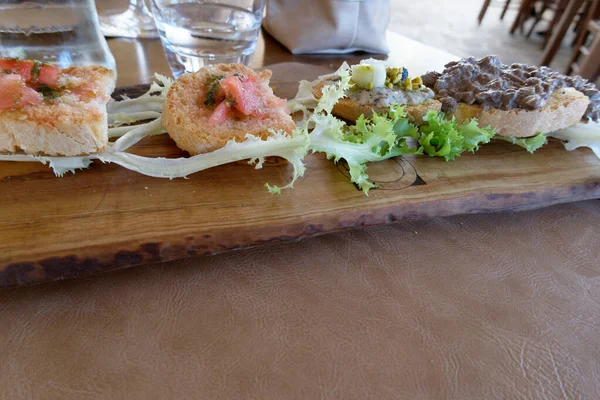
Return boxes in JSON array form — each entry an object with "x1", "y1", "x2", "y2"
[{"x1": 390, "y1": 0, "x2": 576, "y2": 74}]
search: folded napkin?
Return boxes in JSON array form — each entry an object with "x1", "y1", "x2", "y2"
[{"x1": 263, "y1": 0, "x2": 390, "y2": 55}]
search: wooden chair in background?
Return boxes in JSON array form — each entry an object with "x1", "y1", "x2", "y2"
[
  {"x1": 572, "y1": 0, "x2": 599, "y2": 45},
  {"x1": 567, "y1": 0, "x2": 600, "y2": 80},
  {"x1": 541, "y1": 0, "x2": 587, "y2": 66},
  {"x1": 575, "y1": 20, "x2": 600, "y2": 80},
  {"x1": 478, "y1": 0, "x2": 516, "y2": 24},
  {"x1": 510, "y1": 0, "x2": 536, "y2": 34},
  {"x1": 525, "y1": 0, "x2": 551, "y2": 38},
  {"x1": 478, "y1": 0, "x2": 598, "y2": 78},
  {"x1": 522, "y1": 0, "x2": 569, "y2": 48}
]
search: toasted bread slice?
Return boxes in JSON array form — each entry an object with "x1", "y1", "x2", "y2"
[
  {"x1": 452, "y1": 87, "x2": 589, "y2": 137},
  {"x1": 162, "y1": 64, "x2": 295, "y2": 155},
  {"x1": 312, "y1": 79, "x2": 442, "y2": 124},
  {"x1": 0, "y1": 65, "x2": 115, "y2": 156}
]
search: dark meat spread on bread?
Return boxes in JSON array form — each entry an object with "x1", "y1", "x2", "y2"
[{"x1": 421, "y1": 55, "x2": 599, "y2": 121}]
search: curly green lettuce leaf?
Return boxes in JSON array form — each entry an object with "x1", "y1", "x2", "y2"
[
  {"x1": 495, "y1": 132, "x2": 547, "y2": 153},
  {"x1": 308, "y1": 112, "x2": 412, "y2": 194},
  {"x1": 316, "y1": 66, "x2": 353, "y2": 114},
  {"x1": 460, "y1": 118, "x2": 496, "y2": 152},
  {"x1": 419, "y1": 111, "x2": 495, "y2": 161},
  {"x1": 419, "y1": 111, "x2": 464, "y2": 160},
  {"x1": 305, "y1": 65, "x2": 423, "y2": 193},
  {"x1": 304, "y1": 63, "x2": 422, "y2": 193},
  {"x1": 304, "y1": 62, "x2": 497, "y2": 193}
]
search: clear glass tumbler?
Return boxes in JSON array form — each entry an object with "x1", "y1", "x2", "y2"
[
  {"x1": 150, "y1": 0, "x2": 265, "y2": 78},
  {"x1": 0, "y1": 0, "x2": 116, "y2": 71},
  {"x1": 100, "y1": 0, "x2": 159, "y2": 39}
]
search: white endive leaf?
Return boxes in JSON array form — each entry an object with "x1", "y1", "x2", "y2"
[
  {"x1": 110, "y1": 117, "x2": 165, "y2": 151},
  {"x1": 550, "y1": 121, "x2": 600, "y2": 158},
  {"x1": 0, "y1": 154, "x2": 92, "y2": 176},
  {"x1": 97, "y1": 130, "x2": 308, "y2": 192}
]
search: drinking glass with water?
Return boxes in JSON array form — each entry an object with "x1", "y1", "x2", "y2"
[
  {"x1": 151, "y1": 0, "x2": 265, "y2": 78},
  {"x1": 0, "y1": 0, "x2": 116, "y2": 71}
]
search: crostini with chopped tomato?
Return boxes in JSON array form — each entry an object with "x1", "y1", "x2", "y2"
[
  {"x1": 162, "y1": 64, "x2": 295, "y2": 155},
  {"x1": 0, "y1": 59, "x2": 115, "y2": 156}
]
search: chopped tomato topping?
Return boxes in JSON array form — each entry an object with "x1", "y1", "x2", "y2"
[
  {"x1": 0, "y1": 58, "x2": 59, "y2": 87},
  {"x1": 0, "y1": 59, "x2": 18, "y2": 71},
  {"x1": 0, "y1": 74, "x2": 43, "y2": 110},
  {"x1": 219, "y1": 75, "x2": 264, "y2": 117},
  {"x1": 37, "y1": 65, "x2": 59, "y2": 87},
  {"x1": 0, "y1": 60, "x2": 33, "y2": 82},
  {"x1": 206, "y1": 73, "x2": 290, "y2": 124},
  {"x1": 17, "y1": 61, "x2": 34, "y2": 81},
  {"x1": 208, "y1": 100, "x2": 232, "y2": 124}
]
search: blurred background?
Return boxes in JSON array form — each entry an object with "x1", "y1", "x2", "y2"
[
  {"x1": 3, "y1": 0, "x2": 595, "y2": 84},
  {"x1": 390, "y1": 0, "x2": 599, "y2": 83}
]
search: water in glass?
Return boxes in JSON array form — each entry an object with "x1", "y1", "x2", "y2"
[
  {"x1": 151, "y1": 1, "x2": 264, "y2": 78},
  {"x1": 0, "y1": 0, "x2": 116, "y2": 71}
]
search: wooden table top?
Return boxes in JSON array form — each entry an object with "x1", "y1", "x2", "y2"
[{"x1": 2, "y1": 3, "x2": 600, "y2": 398}]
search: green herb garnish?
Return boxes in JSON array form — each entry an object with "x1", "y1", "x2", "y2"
[
  {"x1": 36, "y1": 84, "x2": 60, "y2": 100},
  {"x1": 31, "y1": 60, "x2": 42, "y2": 81},
  {"x1": 203, "y1": 74, "x2": 224, "y2": 107},
  {"x1": 225, "y1": 92, "x2": 237, "y2": 107}
]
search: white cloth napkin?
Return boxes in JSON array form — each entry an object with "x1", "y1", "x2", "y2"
[{"x1": 263, "y1": 0, "x2": 390, "y2": 55}]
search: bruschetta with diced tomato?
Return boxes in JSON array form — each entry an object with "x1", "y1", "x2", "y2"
[
  {"x1": 162, "y1": 64, "x2": 295, "y2": 155},
  {"x1": 0, "y1": 59, "x2": 115, "y2": 156}
]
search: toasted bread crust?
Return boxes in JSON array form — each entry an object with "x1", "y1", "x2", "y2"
[
  {"x1": 452, "y1": 87, "x2": 589, "y2": 137},
  {"x1": 312, "y1": 79, "x2": 442, "y2": 124},
  {"x1": 162, "y1": 64, "x2": 295, "y2": 155},
  {"x1": 0, "y1": 65, "x2": 115, "y2": 156}
]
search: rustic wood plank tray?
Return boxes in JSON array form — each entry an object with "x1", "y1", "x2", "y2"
[{"x1": 1, "y1": 62, "x2": 600, "y2": 287}]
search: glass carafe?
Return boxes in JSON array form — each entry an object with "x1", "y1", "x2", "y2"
[{"x1": 0, "y1": 0, "x2": 116, "y2": 72}]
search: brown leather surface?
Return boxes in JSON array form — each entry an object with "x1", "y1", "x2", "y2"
[{"x1": 1, "y1": 200, "x2": 600, "y2": 399}]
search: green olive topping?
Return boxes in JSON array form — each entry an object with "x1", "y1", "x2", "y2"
[{"x1": 384, "y1": 67, "x2": 424, "y2": 91}]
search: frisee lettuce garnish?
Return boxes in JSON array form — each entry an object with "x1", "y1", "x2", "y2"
[
  {"x1": 419, "y1": 111, "x2": 495, "y2": 161},
  {"x1": 494, "y1": 132, "x2": 547, "y2": 153},
  {"x1": 98, "y1": 129, "x2": 308, "y2": 192},
  {"x1": 300, "y1": 66, "x2": 416, "y2": 193},
  {"x1": 300, "y1": 64, "x2": 496, "y2": 193},
  {"x1": 0, "y1": 73, "x2": 309, "y2": 192},
  {"x1": 4, "y1": 64, "x2": 590, "y2": 196}
]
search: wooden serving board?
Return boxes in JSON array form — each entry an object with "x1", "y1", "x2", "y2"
[{"x1": 2, "y1": 62, "x2": 600, "y2": 287}]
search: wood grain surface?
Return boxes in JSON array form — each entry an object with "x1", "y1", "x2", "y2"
[{"x1": 1, "y1": 62, "x2": 600, "y2": 287}]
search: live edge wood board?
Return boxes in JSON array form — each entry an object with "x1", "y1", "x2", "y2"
[{"x1": 1, "y1": 62, "x2": 600, "y2": 287}]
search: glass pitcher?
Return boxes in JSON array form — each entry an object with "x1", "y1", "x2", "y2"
[{"x1": 0, "y1": 0, "x2": 117, "y2": 72}]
